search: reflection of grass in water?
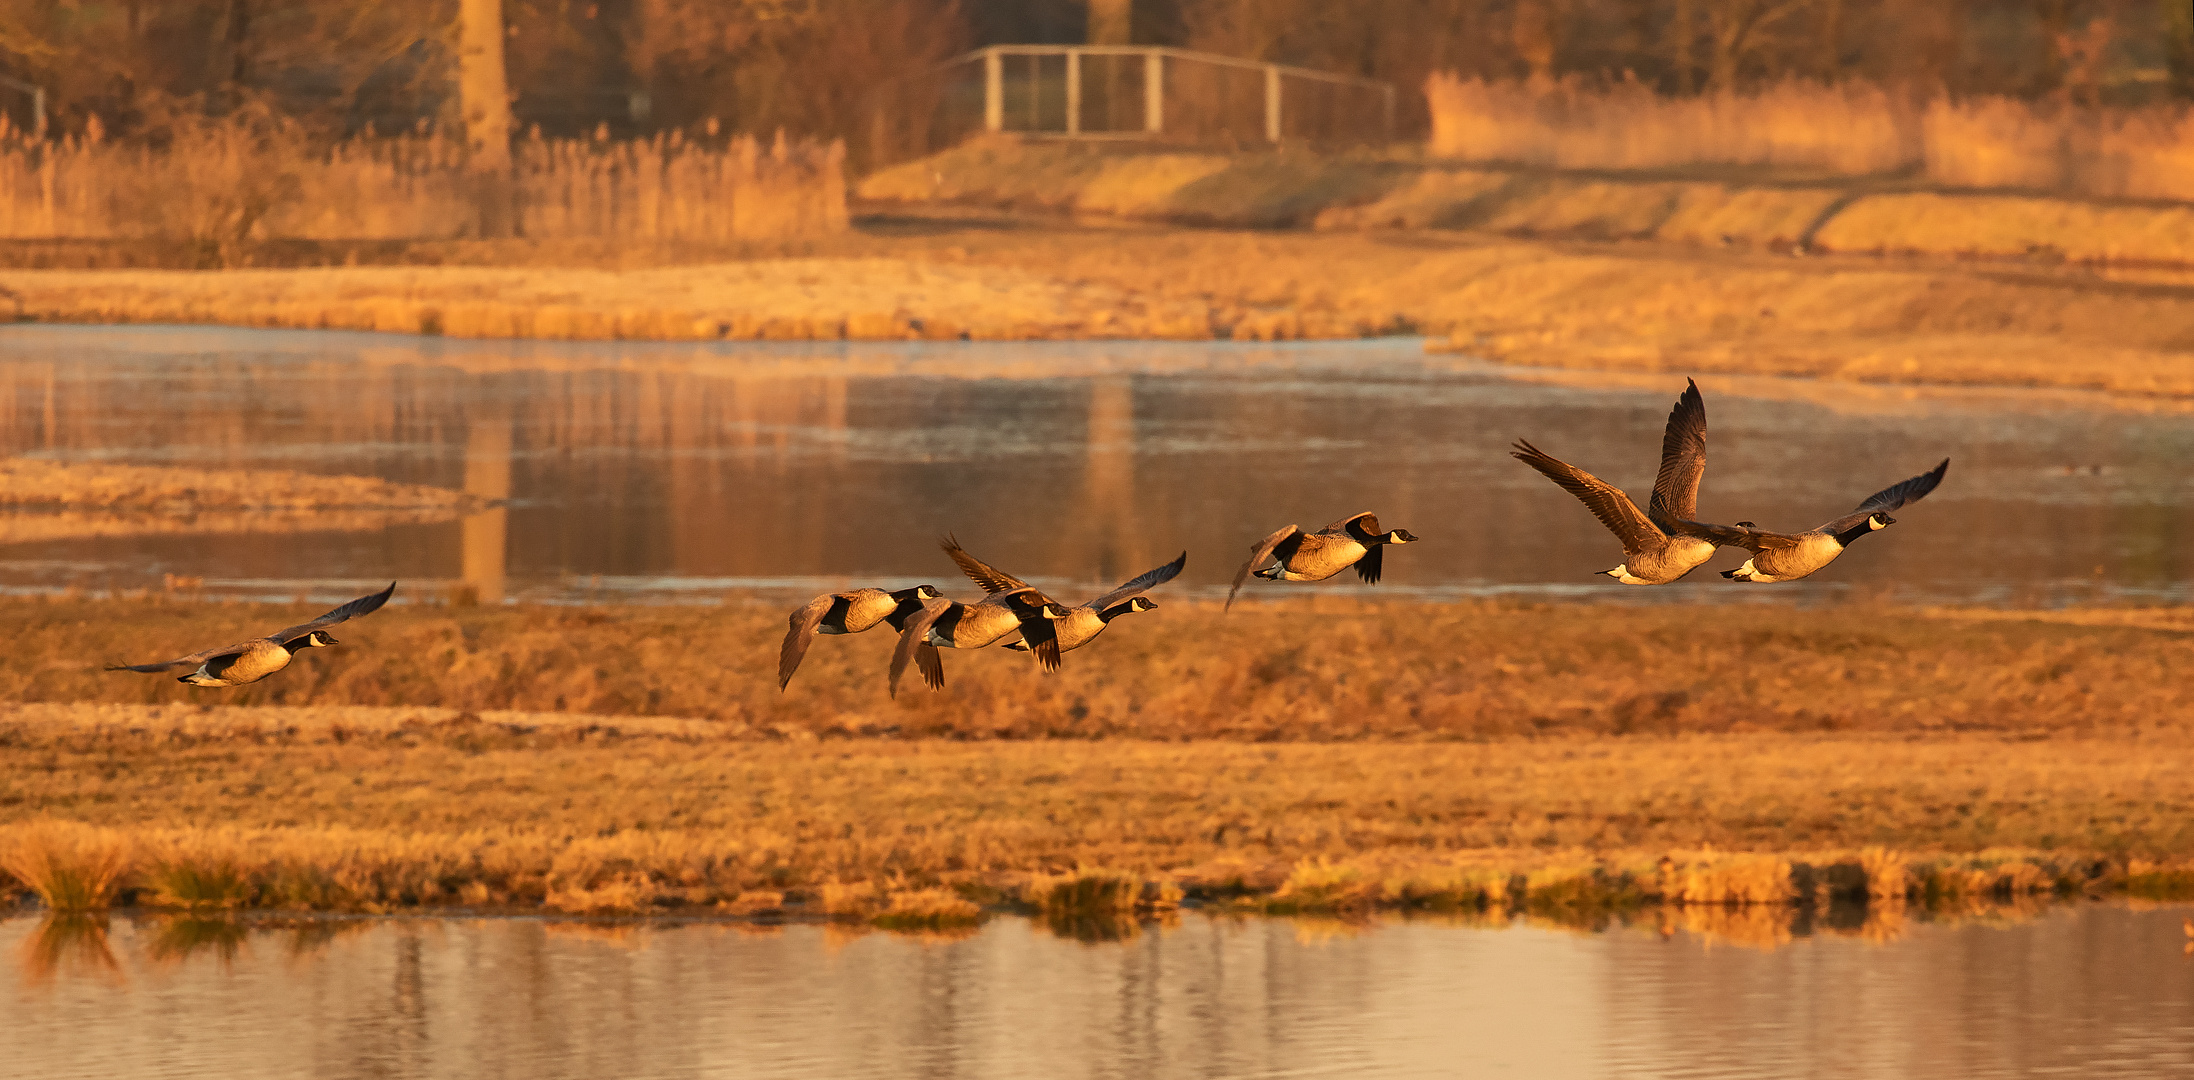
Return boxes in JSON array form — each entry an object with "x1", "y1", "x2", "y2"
[
  {"x1": 147, "y1": 915, "x2": 249, "y2": 968},
  {"x1": 17, "y1": 914, "x2": 122, "y2": 986}
]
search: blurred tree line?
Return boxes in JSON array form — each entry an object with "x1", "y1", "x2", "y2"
[{"x1": 0, "y1": 0, "x2": 2186, "y2": 143}]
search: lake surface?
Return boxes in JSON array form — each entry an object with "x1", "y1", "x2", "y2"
[
  {"x1": 3, "y1": 324, "x2": 2192, "y2": 607},
  {"x1": 5, "y1": 904, "x2": 2191, "y2": 1079}
]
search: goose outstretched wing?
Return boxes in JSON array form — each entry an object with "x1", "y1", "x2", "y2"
[
  {"x1": 1089, "y1": 551, "x2": 1187, "y2": 611},
  {"x1": 778, "y1": 593, "x2": 836, "y2": 690},
  {"x1": 272, "y1": 582, "x2": 396, "y2": 644},
  {"x1": 1227, "y1": 526, "x2": 1299, "y2": 611},
  {"x1": 1818, "y1": 459, "x2": 1949, "y2": 533},
  {"x1": 1649, "y1": 379, "x2": 1706, "y2": 525},
  {"x1": 1512, "y1": 440, "x2": 1663, "y2": 555}
]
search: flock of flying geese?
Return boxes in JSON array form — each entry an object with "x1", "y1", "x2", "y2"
[{"x1": 106, "y1": 379, "x2": 1946, "y2": 694}]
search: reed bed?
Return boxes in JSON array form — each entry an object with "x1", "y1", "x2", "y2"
[
  {"x1": 1426, "y1": 75, "x2": 2194, "y2": 203},
  {"x1": 0, "y1": 124, "x2": 846, "y2": 255}
]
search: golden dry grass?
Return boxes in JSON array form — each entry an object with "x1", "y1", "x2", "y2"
[
  {"x1": 1427, "y1": 76, "x2": 2194, "y2": 204},
  {"x1": 0, "y1": 714, "x2": 2184, "y2": 921},
  {"x1": 8, "y1": 596, "x2": 2194, "y2": 738},
  {"x1": 0, "y1": 596, "x2": 2191, "y2": 917},
  {"x1": 1425, "y1": 77, "x2": 1920, "y2": 176}
]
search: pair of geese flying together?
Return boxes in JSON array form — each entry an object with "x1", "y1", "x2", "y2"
[
  {"x1": 1514, "y1": 380, "x2": 1948, "y2": 584},
  {"x1": 779, "y1": 538, "x2": 1186, "y2": 696},
  {"x1": 107, "y1": 582, "x2": 398, "y2": 686}
]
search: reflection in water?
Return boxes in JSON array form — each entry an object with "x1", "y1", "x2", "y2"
[
  {"x1": 2, "y1": 325, "x2": 2193, "y2": 607},
  {"x1": 5, "y1": 905, "x2": 2193, "y2": 1079},
  {"x1": 147, "y1": 916, "x2": 250, "y2": 969},
  {"x1": 16, "y1": 913, "x2": 120, "y2": 986},
  {"x1": 461, "y1": 411, "x2": 511, "y2": 603}
]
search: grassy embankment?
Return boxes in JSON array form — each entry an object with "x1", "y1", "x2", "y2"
[
  {"x1": 4, "y1": 596, "x2": 2192, "y2": 935},
  {"x1": 0, "y1": 457, "x2": 478, "y2": 544},
  {"x1": 11, "y1": 139, "x2": 2194, "y2": 397}
]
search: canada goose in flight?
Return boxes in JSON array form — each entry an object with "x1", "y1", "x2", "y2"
[
  {"x1": 1003, "y1": 551, "x2": 1186, "y2": 656},
  {"x1": 889, "y1": 538, "x2": 1070, "y2": 697},
  {"x1": 1512, "y1": 379, "x2": 1728, "y2": 585},
  {"x1": 107, "y1": 582, "x2": 396, "y2": 687},
  {"x1": 779, "y1": 584, "x2": 944, "y2": 690},
  {"x1": 1708, "y1": 459, "x2": 1949, "y2": 583},
  {"x1": 1227, "y1": 513, "x2": 1420, "y2": 610}
]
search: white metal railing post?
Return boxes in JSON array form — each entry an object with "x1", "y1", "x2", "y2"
[
  {"x1": 1264, "y1": 64, "x2": 1281, "y2": 143},
  {"x1": 1144, "y1": 49, "x2": 1163, "y2": 133},
  {"x1": 983, "y1": 49, "x2": 1003, "y2": 132},
  {"x1": 1065, "y1": 49, "x2": 1082, "y2": 135}
]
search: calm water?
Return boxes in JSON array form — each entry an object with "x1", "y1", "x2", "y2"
[
  {"x1": 3, "y1": 324, "x2": 2193, "y2": 607},
  {"x1": 5, "y1": 905, "x2": 2191, "y2": 1079}
]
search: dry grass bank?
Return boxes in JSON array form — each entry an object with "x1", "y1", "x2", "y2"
[
  {"x1": 0, "y1": 458, "x2": 477, "y2": 544},
  {"x1": 1, "y1": 709, "x2": 2189, "y2": 923},
  {"x1": 8, "y1": 596, "x2": 2192, "y2": 739},
  {"x1": 10, "y1": 216, "x2": 2194, "y2": 396}
]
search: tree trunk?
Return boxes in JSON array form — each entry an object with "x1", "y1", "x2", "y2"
[
  {"x1": 1088, "y1": 0, "x2": 1133, "y2": 45},
  {"x1": 1671, "y1": 0, "x2": 1697, "y2": 92},
  {"x1": 459, "y1": 0, "x2": 513, "y2": 172},
  {"x1": 458, "y1": 0, "x2": 514, "y2": 237},
  {"x1": 2168, "y1": 0, "x2": 2194, "y2": 98}
]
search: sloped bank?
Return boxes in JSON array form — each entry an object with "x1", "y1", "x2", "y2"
[{"x1": 860, "y1": 138, "x2": 2194, "y2": 266}]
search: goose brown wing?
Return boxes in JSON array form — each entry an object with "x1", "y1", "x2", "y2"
[
  {"x1": 272, "y1": 582, "x2": 396, "y2": 644},
  {"x1": 914, "y1": 643, "x2": 945, "y2": 690},
  {"x1": 777, "y1": 593, "x2": 836, "y2": 690},
  {"x1": 941, "y1": 535, "x2": 1029, "y2": 595},
  {"x1": 1227, "y1": 526, "x2": 1299, "y2": 611},
  {"x1": 1670, "y1": 519, "x2": 1797, "y2": 553},
  {"x1": 106, "y1": 643, "x2": 247, "y2": 674},
  {"x1": 1511, "y1": 439, "x2": 1664, "y2": 555},
  {"x1": 1319, "y1": 511, "x2": 1379, "y2": 536},
  {"x1": 889, "y1": 599, "x2": 954, "y2": 698},
  {"x1": 1649, "y1": 379, "x2": 1707, "y2": 525},
  {"x1": 1090, "y1": 551, "x2": 1187, "y2": 611},
  {"x1": 1818, "y1": 459, "x2": 1949, "y2": 533}
]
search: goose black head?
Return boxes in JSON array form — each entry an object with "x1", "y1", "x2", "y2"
[
  {"x1": 892, "y1": 584, "x2": 943, "y2": 603},
  {"x1": 291, "y1": 630, "x2": 338, "y2": 651},
  {"x1": 1382, "y1": 528, "x2": 1420, "y2": 545},
  {"x1": 1100, "y1": 596, "x2": 1158, "y2": 622},
  {"x1": 1872, "y1": 513, "x2": 1894, "y2": 529}
]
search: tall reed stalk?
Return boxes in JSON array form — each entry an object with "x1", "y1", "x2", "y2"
[{"x1": 0, "y1": 121, "x2": 847, "y2": 251}]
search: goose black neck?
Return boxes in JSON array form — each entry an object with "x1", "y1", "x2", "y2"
[{"x1": 1833, "y1": 520, "x2": 1876, "y2": 546}]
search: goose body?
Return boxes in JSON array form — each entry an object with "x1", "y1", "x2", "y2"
[
  {"x1": 889, "y1": 538, "x2": 1069, "y2": 696},
  {"x1": 107, "y1": 582, "x2": 396, "y2": 687},
  {"x1": 1228, "y1": 513, "x2": 1419, "y2": 609},
  {"x1": 1002, "y1": 551, "x2": 1185, "y2": 656},
  {"x1": 1710, "y1": 459, "x2": 1950, "y2": 583},
  {"x1": 1512, "y1": 379, "x2": 1728, "y2": 586},
  {"x1": 778, "y1": 584, "x2": 942, "y2": 690}
]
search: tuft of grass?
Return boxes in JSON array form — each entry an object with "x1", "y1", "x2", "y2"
[
  {"x1": 1655, "y1": 850, "x2": 1796, "y2": 906},
  {"x1": 141, "y1": 830, "x2": 266, "y2": 909},
  {"x1": 0, "y1": 821, "x2": 133, "y2": 911}
]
